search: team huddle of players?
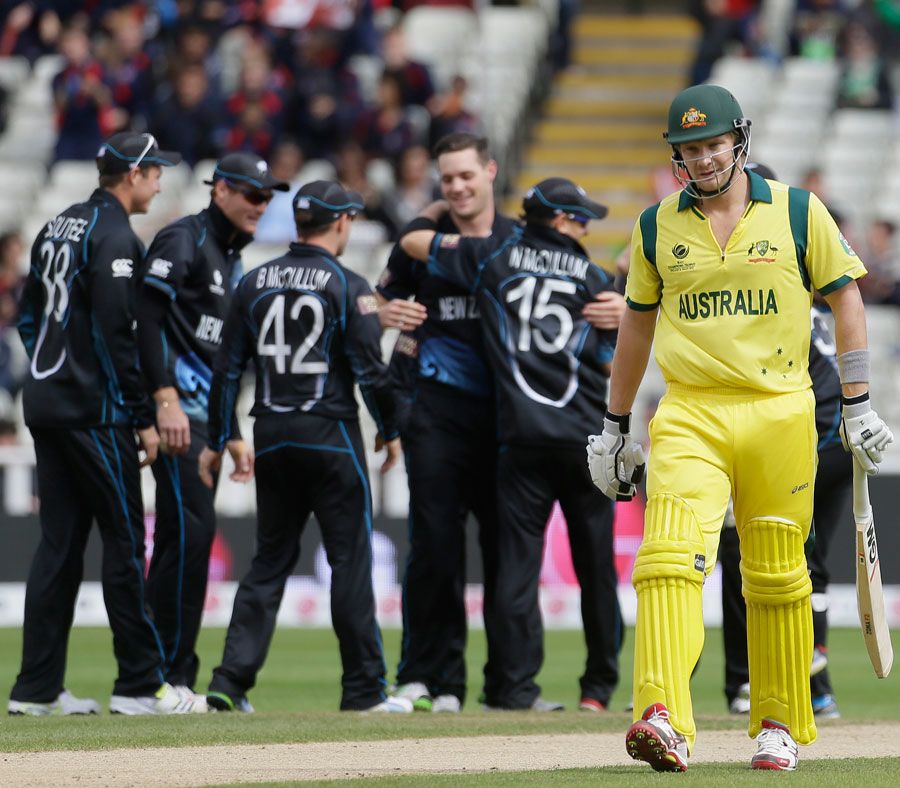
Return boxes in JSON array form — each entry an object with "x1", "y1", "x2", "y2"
[{"x1": 8, "y1": 86, "x2": 893, "y2": 773}]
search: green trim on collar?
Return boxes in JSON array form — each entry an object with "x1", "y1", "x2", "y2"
[{"x1": 677, "y1": 167, "x2": 772, "y2": 211}]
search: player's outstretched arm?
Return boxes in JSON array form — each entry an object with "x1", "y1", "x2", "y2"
[{"x1": 825, "y1": 280, "x2": 894, "y2": 474}]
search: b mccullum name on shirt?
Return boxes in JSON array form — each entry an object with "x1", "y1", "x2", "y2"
[{"x1": 677, "y1": 288, "x2": 779, "y2": 320}]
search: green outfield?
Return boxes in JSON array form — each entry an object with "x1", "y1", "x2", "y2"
[{"x1": 0, "y1": 624, "x2": 896, "y2": 756}]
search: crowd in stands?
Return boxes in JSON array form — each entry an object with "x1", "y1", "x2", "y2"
[{"x1": 0, "y1": 1, "x2": 482, "y2": 231}]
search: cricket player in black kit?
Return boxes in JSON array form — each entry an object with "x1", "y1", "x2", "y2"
[
  {"x1": 9, "y1": 132, "x2": 197, "y2": 716},
  {"x1": 202, "y1": 181, "x2": 412, "y2": 713},
  {"x1": 377, "y1": 134, "x2": 517, "y2": 712},
  {"x1": 719, "y1": 305, "x2": 850, "y2": 718},
  {"x1": 402, "y1": 177, "x2": 624, "y2": 711},
  {"x1": 137, "y1": 153, "x2": 288, "y2": 705}
]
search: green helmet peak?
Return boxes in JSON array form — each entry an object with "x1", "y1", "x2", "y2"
[{"x1": 665, "y1": 84, "x2": 749, "y2": 145}]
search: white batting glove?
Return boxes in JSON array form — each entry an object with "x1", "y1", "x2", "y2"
[
  {"x1": 840, "y1": 394, "x2": 893, "y2": 475},
  {"x1": 586, "y1": 412, "x2": 646, "y2": 502}
]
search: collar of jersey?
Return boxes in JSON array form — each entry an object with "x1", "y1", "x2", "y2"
[
  {"x1": 524, "y1": 221, "x2": 589, "y2": 259},
  {"x1": 289, "y1": 241, "x2": 338, "y2": 261},
  {"x1": 676, "y1": 167, "x2": 772, "y2": 212},
  {"x1": 205, "y1": 202, "x2": 253, "y2": 251},
  {"x1": 93, "y1": 188, "x2": 129, "y2": 219}
]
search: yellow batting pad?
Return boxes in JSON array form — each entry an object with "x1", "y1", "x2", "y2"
[
  {"x1": 741, "y1": 517, "x2": 816, "y2": 745},
  {"x1": 632, "y1": 494, "x2": 707, "y2": 751}
]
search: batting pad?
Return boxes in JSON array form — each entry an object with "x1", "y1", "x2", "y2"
[
  {"x1": 631, "y1": 494, "x2": 707, "y2": 751},
  {"x1": 741, "y1": 516, "x2": 817, "y2": 745}
]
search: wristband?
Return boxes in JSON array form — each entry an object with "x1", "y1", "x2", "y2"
[
  {"x1": 605, "y1": 411, "x2": 631, "y2": 433},
  {"x1": 837, "y1": 349, "x2": 869, "y2": 384}
]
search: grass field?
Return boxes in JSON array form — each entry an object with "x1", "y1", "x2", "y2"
[{"x1": 1, "y1": 625, "x2": 897, "y2": 785}]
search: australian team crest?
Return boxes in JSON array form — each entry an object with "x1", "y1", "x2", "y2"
[
  {"x1": 681, "y1": 107, "x2": 707, "y2": 129},
  {"x1": 747, "y1": 240, "x2": 778, "y2": 263}
]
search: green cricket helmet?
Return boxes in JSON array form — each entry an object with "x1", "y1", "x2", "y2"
[{"x1": 664, "y1": 84, "x2": 752, "y2": 198}]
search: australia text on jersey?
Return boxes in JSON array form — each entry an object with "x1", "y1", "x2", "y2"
[{"x1": 678, "y1": 288, "x2": 779, "y2": 320}]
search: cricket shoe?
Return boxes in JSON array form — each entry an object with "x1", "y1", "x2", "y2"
[
  {"x1": 810, "y1": 646, "x2": 828, "y2": 677},
  {"x1": 625, "y1": 703, "x2": 689, "y2": 772},
  {"x1": 484, "y1": 696, "x2": 564, "y2": 712},
  {"x1": 751, "y1": 719, "x2": 799, "y2": 770},
  {"x1": 8, "y1": 689, "x2": 101, "y2": 716},
  {"x1": 578, "y1": 698, "x2": 606, "y2": 712},
  {"x1": 206, "y1": 691, "x2": 255, "y2": 713},
  {"x1": 432, "y1": 694, "x2": 461, "y2": 713},
  {"x1": 729, "y1": 682, "x2": 751, "y2": 714},
  {"x1": 173, "y1": 685, "x2": 208, "y2": 713},
  {"x1": 362, "y1": 696, "x2": 414, "y2": 713},
  {"x1": 393, "y1": 682, "x2": 432, "y2": 711},
  {"x1": 812, "y1": 693, "x2": 841, "y2": 719},
  {"x1": 110, "y1": 682, "x2": 201, "y2": 715}
]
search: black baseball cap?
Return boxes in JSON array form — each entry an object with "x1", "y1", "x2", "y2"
[
  {"x1": 204, "y1": 152, "x2": 290, "y2": 192},
  {"x1": 293, "y1": 181, "x2": 364, "y2": 228},
  {"x1": 96, "y1": 132, "x2": 181, "y2": 175},
  {"x1": 522, "y1": 177, "x2": 608, "y2": 222}
]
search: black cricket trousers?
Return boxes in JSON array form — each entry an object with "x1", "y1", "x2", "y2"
[
  {"x1": 490, "y1": 444, "x2": 622, "y2": 708},
  {"x1": 11, "y1": 427, "x2": 166, "y2": 702},
  {"x1": 720, "y1": 442, "x2": 852, "y2": 703},
  {"x1": 146, "y1": 420, "x2": 218, "y2": 688},
  {"x1": 207, "y1": 413, "x2": 388, "y2": 710},
  {"x1": 395, "y1": 383, "x2": 500, "y2": 704}
]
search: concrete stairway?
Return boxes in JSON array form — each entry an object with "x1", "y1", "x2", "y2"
[{"x1": 505, "y1": 12, "x2": 699, "y2": 267}]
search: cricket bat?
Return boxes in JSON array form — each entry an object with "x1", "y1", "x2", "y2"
[{"x1": 853, "y1": 458, "x2": 893, "y2": 678}]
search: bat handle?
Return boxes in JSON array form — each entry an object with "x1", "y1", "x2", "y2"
[{"x1": 852, "y1": 457, "x2": 872, "y2": 521}]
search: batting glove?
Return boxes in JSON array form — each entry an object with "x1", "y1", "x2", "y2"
[
  {"x1": 586, "y1": 412, "x2": 646, "y2": 502},
  {"x1": 840, "y1": 393, "x2": 893, "y2": 475}
]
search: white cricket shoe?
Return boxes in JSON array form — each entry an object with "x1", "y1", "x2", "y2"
[
  {"x1": 8, "y1": 689, "x2": 101, "y2": 716},
  {"x1": 751, "y1": 719, "x2": 799, "y2": 771},
  {"x1": 432, "y1": 694, "x2": 461, "y2": 713},
  {"x1": 109, "y1": 682, "x2": 201, "y2": 715},
  {"x1": 729, "y1": 682, "x2": 751, "y2": 714},
  {"x1": 626, "y1": 703, "x2": 689, "y2": 772},
  {"x1": 393, "y1": 682, "x2": 432, "y2": 711},
  {"x1": 362, "y1": 696, "x2": 414, "y2": 713},
  {"x1": 173, "y1": 685, "x2": 208, "y2": 713}
]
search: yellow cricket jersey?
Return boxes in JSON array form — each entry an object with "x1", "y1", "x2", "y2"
[{"x1": 625, "y1": 170, "x2": 867, "y2": 393}]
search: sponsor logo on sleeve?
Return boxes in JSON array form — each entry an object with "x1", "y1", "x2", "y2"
[
  {"x1": 149, "y1": 258, "x2": 173, "y2": 279},
  {"x1": 356, "y1": 294, "x2": 379, "y2": 315},
  {"x1": 838, "y1": 231, "x2": 857, "y2": 257},
  {"x1": 439, "y1": 234, "x2": 460, "y2": 249},
  {"x1": 111, "y1": 258, "x2": 133, "y2": 278}
]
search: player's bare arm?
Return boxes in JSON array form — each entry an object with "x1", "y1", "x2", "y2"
[
  {"x1": 607, "y1": 307, "x2": 658, "y2": 415},
  {"x1": 825, "y1": 280, "x2": 894, "y2": 474},
  {"x1": 153, "y1": 386, "x2": 191, "y2": 455},
  {"x1": 137, "y1": 425, "x2": 161, "y2": 468}
]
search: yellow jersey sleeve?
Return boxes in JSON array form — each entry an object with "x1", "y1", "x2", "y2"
[
  {"x1": 805, "y1": 192, "x2": 867, "y2": 295},
  {"x1": 625, "y1": 206, "x2": 662, "y2": 311}
]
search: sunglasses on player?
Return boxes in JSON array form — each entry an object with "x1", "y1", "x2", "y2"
[
  {"x1": 225, "y1": 181, "x2": 274, "y2": 205},
  {"x1": 564, "y1": 212, "x2": 590, "y2": 226}
]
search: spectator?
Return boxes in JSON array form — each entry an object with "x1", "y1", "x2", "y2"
[
  {"x1": 428, "y1": 75, "x2": 479, "y2": 150},
  {"x1": 0, "y1": 2, "x2": 62, "y2": 62},
  {"x1": 334, "y1": 139, "x2": 387, "y2": 222},
  {"x1": 52, "y1": 23, "x2": 121, "y2": 161},
  {"x1": 381, "y1": 24, "x2": 434, "y2": 107},
  {"x1": 254, "y1": 139, "x2": 308, "y2": 244},
  {"x1": 151, "y1": 64, "x2": 223, "y2": 167},
  {"x1": 286, "y1": 28, "x2": 362, "y2": 160},
  {"x1": 857, "y1": 219, "x2": 900, "y2": 304},
  {"x1": 222, "y1": 99, "x2": 277, "y2": 159},
  {"x1": 0, "y1": 230, "x2": 25, "y2": 395},
  {"x1": 224, "y1": 53, "x2": 285, "y2": 137},
  {"x1": 790, "y1": 0, "x2": 848, "y2": 60},
  {"x1": 836, "y1": 21, "x2": 893, "y2": 110},
  {"x1": 379, "y1": 144, "x2": 437, "y2": 239},
  {"x1": 97, "y1": 7, "x2": 153, "y2": 129},
  {"x1": 354, "y1": 72, "x2": 416, "y2": 161},
  {"x1": 688, "y1": 0, "x2": 760, "y2": 85}
]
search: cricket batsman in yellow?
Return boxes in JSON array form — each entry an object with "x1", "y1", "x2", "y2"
[{"x1": 587, "y1": 85, "x2": 893, "y2": 771}]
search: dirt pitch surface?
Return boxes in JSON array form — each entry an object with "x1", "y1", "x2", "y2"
[{"x1": 4, "y1": 724, "x2": 897, "y2": 785}]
